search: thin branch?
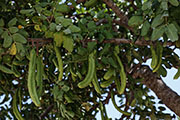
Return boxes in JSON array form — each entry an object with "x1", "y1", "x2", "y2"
[
  {"x1": 113, "y1": 20, "x2": 134, "y2": 32},
  {"x1": 39, "y1": 104, "x2": 54, "y2": 120}
]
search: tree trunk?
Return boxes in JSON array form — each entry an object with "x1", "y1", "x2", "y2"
[{"x1": 132, "y1": 65, "x2": 180, "y2": 116}]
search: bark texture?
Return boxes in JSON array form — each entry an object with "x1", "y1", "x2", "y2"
[{"x1": 132, "y1": 65, "x2": 180, "y2": 116}]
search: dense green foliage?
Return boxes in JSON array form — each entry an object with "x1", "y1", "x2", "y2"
[{"x1": 0, "y1": 0, "x2": 180, "y2": 119}]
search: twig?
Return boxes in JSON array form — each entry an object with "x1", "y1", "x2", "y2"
[{"x1": 39, "y1": 104, "x2": 54, "y2": 120}]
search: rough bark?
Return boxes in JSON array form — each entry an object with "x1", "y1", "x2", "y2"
[{"x1": 132, "y1": 65, "x2": 180, "y2": 116}]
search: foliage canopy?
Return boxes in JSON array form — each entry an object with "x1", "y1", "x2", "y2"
[{"x1": 0, "y1": 0, "x2": 180, "y2": 119}]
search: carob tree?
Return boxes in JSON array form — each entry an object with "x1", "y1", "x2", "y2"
[{"x1": 0, "y1": 0, "x2": 180, "y2": 119}]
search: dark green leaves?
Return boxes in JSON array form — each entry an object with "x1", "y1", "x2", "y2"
[
  {"x1": 54, "y1": 32, "x2": 64, "y2": 47},
  {"x1": 128, "y1": 16, "x2": 143, "y2": 27},
  {"x1": 20, "y1": 9, "x2": 35, "y2": 14},
  {"x1": 151, "y1": 25, "x2": 165, "y2": 40},
  {"x1": 168, "y1": 0, "x2": 179, "y2": 6},
  {"x1": 9, "y1": 27, "x2": 19, "y2": 34},
  {"x1": 151, "y1": 23, "x2": 178, "y2": 41},
  {"x1": 151, "y1": 15, "x2": 164, "y2": 28},
  {"x1": 165, "y1": 24, "x2": 178, "y2": 42},
  {"x1": 49, "y1": 23, "x2": 57, "y2": 32},
  {"x1": 56, "y1": 4, "x2": 70, "y2": 13},
  {"x1": 68, "y1": 25, "x2": 81, "y2": 33},
  {"x1": 55, "y1": 17, "x2": 72, "y2": 27},
  {"x1": 12, "y1": 33, "x2": 27, "y2": 44},
  {"x1": 141, "y1": 21, "x2": 150, "y2": 36},
  {"x1": 1, "y1": 31, "x2": 12, "y2": 48},
  {"x1": 0, "y1": 19, "x2": 4, "y2": 27},
  {"x1": 160, "y1": 2, "x2": 168, "y2": 10},
  {"x1": 2, "y1": 31, "x2": 12, "y2": 48},
  {"x1": 63, "y1": 36, "x2": 74, "y2": 53},
  {"x1": 8, "y1": 18, "x2": 17, "y2": 27},
  {"x1": 142, "y1": 1, "x2": 152, "y2": 11},
  {"x1": 54, "y1": 32, "x2": 74, "y2": 53}
]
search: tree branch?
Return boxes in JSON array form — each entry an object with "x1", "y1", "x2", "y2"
[
  {"x1": 132, "y1": 65, "x2": 180, "y2": 116},
  {"x1": 103, "y1": 0, "x2": 128, "y2": 22},
  {"x1": 27, "y1": 38, "x2": 175, "y2": 47},
  {"x1": 39, "y1": 104, "x2": 54, "y2": 120},
  {"x1": 103, "y1": 0, "x2": 133, "y2": 31}
]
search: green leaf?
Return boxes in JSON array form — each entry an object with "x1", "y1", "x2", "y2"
[
  {"x1": 107, "y1": 57, "x2": 118, "y2": 68},
  {"x1": 142, "y1": 1, "x2": 152, "y2": 11},
  {"x1": 43, "y1": 10, "x2": 52, "y2": 16},
  {"x1": 62, "y1": 85, "x2": 70, "y2": 92},
  {"x1": 8, "y1": 18, "x2": 17, "y2": 27},
  {"x1": 16, "y1": 42, "x2": 24, "y2": 52},
  {"x1": 0, "y1": 28, "x2": 3, "y2": 35},
  {"x1": 0, "y1": 19, "x2": 4, "y2": 27},
  {"x1": 9, "y1": 27, "x2": 19, "y2": 34},
  {"x1": 53, "y1": 85, "x2": 64, "y2": 101},
  {"x1": 56, "y1": 4, "x2": 70, "y2": 13},
  {"x1": 165, "y1": 23, "x2": 178, "y2": 42},
  {"x1": 55, "y1": 17, "x2": 72, "y2": 27},
  {"x1": 45, "y1": 31, "x2": 54, "y2": 38},
  {"x1": 55, "y1": 16, "x2": 64, "y2": 24},
  {"x1": 54, "y1": 32, "x2": 64, "y2": 47},
  {"x1": 1, "y1": 31, "x2": 8, "y2": 39},
  {"x1": 151, "y1": 14, "x2": 164, "y2": 28},
  {"x1": 151, "y1": 25, "x2": 165, "y2": 40},
  {"x1": 49, "y1": 23, "x2": 57, "y2": 32},
  {"x1": 61, "y1": 19, "x2": 72, "y2": 27},
  {"x1": 16, "y1": 42, "x2": 26, "y2": 56},
  {"x1": 128, "y1": 16, "x2": 144, "y2": 27},
  {"x1": 12, "y1": 33, "x2": 27, "y2": 44},
  {"x1": 87, "y1": 21, "x2": 96, "y2": 31},
  {"x1": 63, "y1": 28, "x2": 71, "y2": 35},
  {"x1": 18, "y1": 29, "x2": 29, "y2": 37},
  {"x1": 56, "y1": 25, "x2": 62, "y2": 31},
  {"x1": 168, "y1": 0, "x2": 179, "y2": 6},
  {"x1": 3, "y1": 35, "x2": 13, "y2": 48},
  {"x1": 63, "y1": 36, "x2": 74, "y2": 53},
  {"x1": 87, "y1": 42, "x2": 97, "y2": 52},
  {"x1": 68, "y1": 25, "x2": 81, "y2": 33},
  {"x1": 157, "y1": 65, "x2": 167, "y2": 77},
  {"x1": 34, "y1": 5, "x2": 43, "y2": 13},
  {"x1": 160, "y1": 2, "x2": 168, "y2": 10},
  {"x1": 20, "y1": 9, "x2": 35, "y2": 14},
  {"x1": 141, "y1": 21, "x2": 150, "y2": 36},
  {"x1": 172, "y1": 21, "x2": 180, "y2": 34}
]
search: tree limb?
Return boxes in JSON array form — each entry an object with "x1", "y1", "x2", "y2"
[
  {"x1": 103, "y1": 0, "x2": 134, "y2": 31},
  {"x1": 132, "y1": 65, "x2": 180, "y2": 116},
  {"x1": 39, "y1": 104, "x2": 54, "y2": 120},
  {"x1": 27, "y1": 38, "x2": 175, "y2": 47},
  {"x1": 103, "y1": 0, "x2": 128, "y2": 22}
]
